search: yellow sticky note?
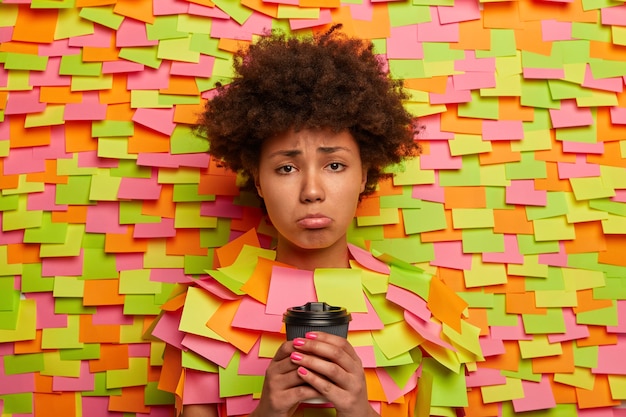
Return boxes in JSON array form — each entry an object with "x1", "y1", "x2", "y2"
[
  {"x1": 532, "y1": 216, "x2": 576, "y2": 241},
  {"x1": 175, "y1": 202, "x2": 218, "y2": 229},
  {"x1": 259, "y1": 332, "x2": 283, "y2": 358},
  {"x1": 508, "y1": 255, "x2": 549, "y2": 278},
  {"x1": 143, "y1": 240, "x2": 184, "y2": 268},
  {"x1": 602, "y1": 213, "x2": 626, "y2": 234},
  {"x1": 554, "y1": 366, "x2": 595, "y2": 390},
  {"x1": 391, "y1": 158, "x2": 436, "y2": 186},
  {"x1": 89, "y1": 172, "x2": 122, "y2": 201},
  {"x1": 570, "y1": 176, "x2": 615, "y2": 200},
  {"x1": 452, "y1": 208, "x2": 495, "y2": 229},
  {"x1": 178, "y1": 287, "x2": 224, "y2": 340},
  {"x1": 519, "y1": 335, "x2": 562, "y2": 359},
  {"x1": 371, "y1": 320, "x2": 424, "y2": 359},
  {"x1": 464, "y1": 256, "x2": 507, "y2": 288},
  {"x1": 314, "y1": 268, "x2": 368, "y2": 313},
  {"x1": 449, "y1": 134, "x2": 492, "y2": 156},
  {"x1": 356, "y1": 207, "x2": 400, "y2": 227},
  {"x1": 42, "y1": 315, "x2": 83, "y2": 350},
  {"x1": 106, "y1": 358, "x2": 149, "y2": 388},
  {"x1": 0, "y1": 299, "x2": 36, "y2": 343},
  {"x1": 119, "y1": 270, "x2": 162, "y2": 294},
  {"x1": 608, "y1": 375, "x2": 626, "y2": 400},
  {"x1": 40, "y1": 224, "x2": 85, "y2": 258},
  {"x1": 98, "y1": 138, "x2": 138, "y2": 160},
  {"x1": 562, "y1": 268, "x2": 605, "y2": 291},
  {"x1": 481, "y1": 377, "x2": 525, "y2": 403},
  {"x1": 42, "y1": 351, "x2": 81, "y2": 377},
  {"x1": 534, "y1": 290, "x2": 578, "y2": 308}
]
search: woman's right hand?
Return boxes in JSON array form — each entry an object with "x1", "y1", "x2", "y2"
[{"x1": 250, "y1": 340, "x2": 323, "y2": 417}]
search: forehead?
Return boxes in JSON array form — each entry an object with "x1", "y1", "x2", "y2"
[{"x1": 262, "y1": 129, "x2": 360, "y2": 153}]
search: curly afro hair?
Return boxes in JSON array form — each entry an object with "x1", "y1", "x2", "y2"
[{"x1": 196, "y1": 25, "x2": 420, "y2": 197}]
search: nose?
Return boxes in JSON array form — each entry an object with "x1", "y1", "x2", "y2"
[{"x1": 300, "y1": 169, "x2": 325, "y2": 203}]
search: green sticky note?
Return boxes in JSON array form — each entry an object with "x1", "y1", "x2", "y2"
[
  {"x1": 573, "y1": 344, "x2": 598, "y2": 369},
  {"x1": 449, "y1": 133, "x2": 492, "y2": 156},
  {"x1": 184, "y1": 254, "x2": 214, "y2": 275},
  {"x1": 548, "y1": 79, "x2": 590, "y2": 100},
  {"x1": 82, "y1": 248, "x2": 118, "y2": 279},
  {"x1": 173, "y1": 184, "x2": 216, "y2": 202},
  {"x1": 388, "y1": 1, "x2": 430, "y2": 26},
  {"x1": 177, "y1": 13, "x2": 212, "y2": 34},
  {"x1": 423, "y1": 358, "x2": 468, "y2": 407},
  {"x1": 526, "y1": 192, "x2": 568, "y2": 220},
  {"x1": 170, "y1": 125, "x2": 210, "y2": 155},
  {"x1": 21, "y1": 263, "x2": 54, "y2": 293},
  {"x1": 89, "y1": 172, "x2": 123, "y2": 201},
  {"x1": 144, "y1": 240, "x2": 185, "y2": 269},
  {"x1": 219, "y1": 352, "x2": 264, "y2": 397},
  {"x1": 4, "y1": 353, "x2": 44, "y2": 375},
  {"x1": 505, "y1": 152, "x2": 547, "y2": 180},
  {"x1": 146, "y1": 15, "x2": 188, "y2": 40},
  {"x1": 83, "y1": 372, "x2": 122, "y2": 396},
  {"x1": 356, "y1": 207, "x2": 399, "y2": 227},
  {"x1": 110, "y1": 160, "x2": 152, "y2": 178},
  {"x1": 72, "y1": 74, "x2": 114, "y2": 92},
  {"x1": 277, "y1": 4, "x2": 320, "y2": 19},
  {"x1": 55, "y1": 298, "x2": 96, "y2": 315},
  {"x1": 514, "y1": 129, "x2": 552, "y2": 152},
  {"x1": 457, "y1": 291, "x2": 495, "y2": 308},
  {"x1": 555, "y1": 123, "x2": 597, "y2": 144},
  {"x1": 59, "y1": 344, "x2": 101, "y2": 361},
  {"x1": 576, "y1": 301, "x2": 617, "y2": 326},
  {"x1": 403, "y1": 201, "x2": 447, "y2": 234},
  {"x1": 92, "y1": 120, "x2": 134, "y2": 138},
  {"x1": 314, "y1": 269, "x2": 367, "y2": 313},
  {"x1": 2, "y1": 197, "x2": 43, "y2": 232},
  {"x1": 458, "y1": 93, "x2": 499, "y2": 121},
  {"x1": 532, "y1": 216, "x2": 576, "y2": 242},
  {"x1": 179, "y1": 286, "x2": 223, "y2": 339},
  {"x1": 98, "y1": 138, "x2": 137, "y2": 160},
  {"x1": 42, "y1": 352, "x2": 81, "y2": 377},
  {"x1": 0, "y1": 296, "x2": 20, "y2": 330},
  {"x1": 380, "y1": 186, "x2": 421, "y2": 209},
  {"x1": 508, "y1": 255, "x2": 549, "y2": 278},
  {"x1": 439, "y1": 155, "x2": 482, "y2": 186},
  {"x1": 0, "y1": 278, "x2": 18, "y2": 312},
  {"x1": 1, "y1": 393, "x2": 33, "y2": 414},
  {"x1": 211, "y1": 0, "x2": 254, "y2": 24},
  {"x1": 182, "y1": 350, "x2": 218, "y2": 373},
  {"x1": 365, "y1": 289, "x2": 405, "y2": 325},
  {"x1": 56, "y1": 175, "x2": 93, "y2": 205},
  {"x1": 522, "y1": 308, "x2": 566, "y2": 334},
  {"x1": 387, "y1": 263, "x2": 430, "y2": 299},
  {"x1": 119, "y1": 270, "x2": 162, "y2": 294},
  {"x1": 373, "y1": 340, "x2": 415, "y2": 367},
  {"x1": 525, "y1": 268, "x2": 564, "y2": 292},
  {"x1": 390, "y1": 158, "x2": 435, "y2": 186},
  {"x1": 516, "y1": 234, "x2": 560, "y2": 255},
  {"x1": 486, "y1": 294, "x2": 519, "y2": 326},
  {"x1": 23, "y1": 212, "x2": 68, "y2": 244},
  {"x1": 0, "y1": 247, "x2": 21, "y2": 277},
  {"x1": 106, "y1": 358, "x2": 149, "y2": 388},
  {"x1": 53, "y1": 275, "x2": 85, "y2": 299},
  {"x1": 24, "y1": 104, "x2": 65, "y2": 128},
  {"x1": 4, "y1": 52, "x2": 48, "y2": 71},
  {"x1": 372, "y1": 320, "x2": 424, "y2": 360},
  {"x1": 501, "y1": 358, "x2": 541, "y2": 382},
  {"x1": 119, "y1": 46, "x2": 161, "y2": 69},
  {"x1": 79, "y1": 5, "x2": 124, "y2": 29},
  {"x1": 145, "y1": 381, "x2": 176, "y2": 406},
  {"x1": 389, "y1": 59, "x2": 427, "y2": 79},
  {"x1": 59, "y1": 53, "x2": 103, "y2": 77},
  {"x1": 0, "y1": 299, "x2": 37, "y2": 343},
  {"x1": 371, "y1": 235, "x2": 434, "y2": 264},
  {"x1": 123, "y1": 294, "x2": 162, "y2": 316},
  {"x1": 190, "y1": 33, "x2": 231, "y2": 60},
  {"x1": 199, "y1": 218, "x2": 231, "y2": 248},
  {"x1": 119, "y1": 201, "x2": 161, "y2": 224},
  {"x1": 39, "y1": 223, "x2": 84, "y2": 256},
  {"x1": 56, "y1": 7, "x2": 94, "y2": 38},
  {"x1": 521, "y1": 79, "x2": 560, "y2": 109},
  {"x1": 462, "y1": 228, "x2": 505, "y2": 253}
]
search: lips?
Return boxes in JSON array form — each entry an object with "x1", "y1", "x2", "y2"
[{"x1": 296, "y1": 215, "x2": 332, "y2": 229}]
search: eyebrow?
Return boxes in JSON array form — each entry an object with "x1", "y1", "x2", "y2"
[{"x1": 267, "y1": 146, "x2": 353, "y2": 159}]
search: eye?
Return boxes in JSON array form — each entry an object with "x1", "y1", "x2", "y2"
[
  {"x1": 327, "y1": 162, "x2": 345, "y2": 171},
  {"x1": 277, "y1": 164, "x2": 295, "y2": 174}
]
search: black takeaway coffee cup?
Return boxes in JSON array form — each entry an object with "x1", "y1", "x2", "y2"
[{"x1": 283, "y1": 302, "x2": 351, "y2": 341}]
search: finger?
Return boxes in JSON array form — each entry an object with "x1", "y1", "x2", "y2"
[
  {"x1": 303, "y1": 332, "x2": 361, "y2": 362},
  {"x1": 290, "y1": 350, "x2": 350, "y2": 390},
  {"x1": 292, "y1": 334, "x2": 361, "y2": 371}
]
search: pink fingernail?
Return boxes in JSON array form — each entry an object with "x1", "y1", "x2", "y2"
[
  {"x1": 290, "y1": 352, "x2": 303, "y2": 361},
  {"x1": 305, "y1": 332, "x2": 318, "y2": 340},
  {"x1": 293, "y1": 338, "x2": 305, "y2": 347},
  {"x1": 298, "y1": 367, "x2": 308, "y2": 376}
]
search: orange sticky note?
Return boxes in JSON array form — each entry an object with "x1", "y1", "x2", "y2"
[
  {"x1": 427, "y1": 277, "x2": 468, "y2": 333},
  {"x1": 65, "y1": 121, "x2": 98, "y2": 152},
  {"x1": 493, "y1": 206, "x2": 534, "y2": 235},
  {"x1": 444, "y1": 187, "x2": 486, "y2": 209},
  {"x1": 142, "y1": 185, "x2": 176, "y2": 218},
  {"x1": 105, "y1": 226, "x2": 149, "y2": 253},
  {"x1": 83, "y1": 279, "x2": 126, "y2": 306},
  {"x1": 106, "y1": 103, "x2": 135, "y2": 121},
  {"x1": 532, "y1": 341, "x2": 574, "y2": 374},
  {"x1": 215, "y1": 228, "x2": 260, "y2": 268},
  {"x1": 13, "y1": 8, "x2": 58, "y2": 43},
  {"x1": 113, "y1": 0, "x2": 155, "y2": 24},
  {"x1": 450, "y1": 18, "x2": 490, "y2": 51},
  {"x1": 161, "y1": 76, "x2": 200, "y2": 96},
  {"x1": 355, "y1": 196, "x2": 381, "y2": 217},
  {"x1": 10, "y1": 116, "x2": 51, "y2": 148},
  {"x1": 128, "y1": 125, "x2": 170, "y2": 154},
  {"x1": 108, "y1": 386, "x2": 151, "y2": 413},
  {"x1": 364, "y1": 368, "x2": 387, "y2": 402},
  {"x1": 89, "y1": 344, "x2": 129, "y2": 372},
  {"x1": 51, "y1": 205, "x2": 88, "y2": 224},
  {"x1": 40, "y1": 86, "x2": 83, "y2": 104},
  {"x1": 498, "y1": 96, "x2": 534, "y2": 122},
  {"x1": 588, "y1": 142, "x2": 626, "y2": 168},
  {"x1": 100, "y1": 74, "x2": 132, "y2": 105},
  {"x1": 173, "y1": 102, "x2": 206, "y2": 125},
  {"x1": 166, "y1": 229, "x2": 207, "y2": 256},
  {"x1": 478, "y1": 142, "x2": 521, "y2": 166},
  {"x1": 598, "y1": 235, "x2": 626, "y2": 268},
  {"x1": 27, "y1": 160, "x2": 68, "y2": 185},
  {"x1": 7, "y1": 243, "x2": 40, "y2": 264},
  {"x1": 34, "y1": 392, "x2": 77, "y2": 417},
  {"x1": 576, "y1": 375, "x2": 620, "y2": 409},
  {"x1": 440, "y1": 104, "x2": 482, "y2": 135},
  {"x1": 240, "y1": 257, "x2": 293, "y2": 304},
  {"x1": 481, "y1": 340, "x2": 520, "y2": 373},
  {"x1": 79, "y1": 315, "x2": 120, "y2": 344},
  {"x1": 577, "y1": 325, "x2": 618, "y2": 348},
  {"x1": 241, "y1": 0, "x2": 278, "y2": 17},
  {"x1": 505, "y1": 292, "x2": 547, "y2": 315},
  {"x1": 206, "y1": 299, "x2": 260, "y2": 354},
  {"x1": 465, "y1": 388, "x2": 499, "y2": 417},
  {"x1": 573, "y1": 289, "x2": 613, "y2": 315},
  {"x1": 564, "y1": 221, "x2": 606, "y2": 255},
  {"x1": 404, "y1": 76, "x2": 448, "y2": 94}
]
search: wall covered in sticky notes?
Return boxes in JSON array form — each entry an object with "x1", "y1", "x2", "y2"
[{"x1": 1, "y1": 0, "x2": 626, "y2": 416}]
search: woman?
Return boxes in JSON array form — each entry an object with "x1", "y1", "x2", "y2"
[{"x1": 153, "y1": 25, "x2": 476, "y2": 417}]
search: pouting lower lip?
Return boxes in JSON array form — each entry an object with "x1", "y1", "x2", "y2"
[{"x1": 296, "y1": 216, "x2": 332, "y2": 228}]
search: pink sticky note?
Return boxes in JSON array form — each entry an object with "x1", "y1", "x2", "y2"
[
  {"x1": 195, "y1": 278, "x2": 240, "y2": 301},
  {"x1": 452, "y1": 71, "x2": 496, "y2": 90},
  {"x1": 429, "y1": 77, "x2": 472, "y2": 105},
  {"x1": 541, "y1": 19, "x2": 572, "y2": 41},
  {"x1": 82, "y1": 397, "x2": 124, "y2": 417},
  {"x1": 136, "y1": 152, "x2": 210, "y2": 169},
  {"x1": 549, "y1": 99, "x2": 593, "y2": 128},
  {"x1": 239, "y1": 338, "x2": 272, "y2": 375},
  {"x1": 265, "y1": 266, "x2": 316, "y2": 315},
  {"x1": 171, "y1": 54, "x2": 215, "y2": 77},
  {"x1": 85, "y1": 202, "x2": 127, "y2": 234},
  {"x1": 583, "y1": 64, "x2": 623, "y2": 92},
  {"x1": 466, "y1": 366, "x2": 506, "y2": 388},
  {"x1": 30, "y1": 57, "x2": 71, "y2": 87},
  {"x1": 53, "y1": 362, "x2": 95, "y2": 392},
  {"x1": 557, "y1": 155, "x2": 600, "y2": 179},
  {"x1": 420, "y1": 143, "x2": 462, "y2": 169},
  {"x1": 548, "y1": 308, "x2": 589, "y2": 343},
  {"x1": 455, "y1": 50, "x2": 495, "y2": 72},
  {"x1": 348, "y1": 244, "x2": 390, "y2": 274},
  {"x1": 69, "y1": 25, "x2": 112, "y2": 47},
  {"x1": 438, "y1": 0, "x2": 480, "y2": 23},
  {"x1": 65, "y1": 93, "x2": 107, "y2": 121},
  {"x1": 375, "y1": 367, "x2": 418, "y2": 403},
  {"x1": 116, "y1": 253, "x2": 144, "y2": 271},
  {"x1": 417, "y1": 8, "x2": 459, "y2": 42},
  {"x1": 0, "y1": 219, "x2": 24, "y2": 244},
  {"x1": 118, "y1": 177, "x2": 162, "y2": 200},
  {"x1": 3, "y1": 148, "x2": 45, "y2": 175},
  {"x1": 417, "y1": 113, "x2": 455, "y2": 141},
  {"x1": 127, "y1": 62, "x2": 171, "y2": 90},
  {"x1": 607, "y1": 301, "x2": 626, "y2": 334},
  {"x1": 151, "y1": 310, "x2": 186, "y2": 350},
  {"x1": 386, "y1": 284, "x2": 431, "y2": 321},
  {"x1": 354, "y1": 345, "x2": 377, "y2": 368},
  {"x1": 150, "y1": 268, "x2": 189, "y2": 283},
  {"x1": 0, "y1": 27, "x2": 12, "y2": 43},
  {"x1": 612, "y1": 190, "x2": 626, "y2": 203},
  {"x1": 404, "y1": 310, "x2": 455, "y2": 350},
  {"x1": 483, "y1": 234, "x2": 524, "y2": 264},
  {"x1": 153, "y1": 0, "x2": 188, "y2": 15},
  {"x1": 483, "y1": 120, "x2": 524, "y2": 141},
  {"x1": 290, "y1": 10, "x2": 333, "y2": 30},
  {"x1": 24, "y1": 292, "x2": 67, "y2": 329},
  {"x1": 38, "y1": 39, "x2": 80, "y2": 57},
  {"x1": 412, "y1": 182, "x2": 446, "y2": 203},
  {"x1": 490, "y1": 317, "x2": 533, "y2": 341},
  {"x1": 386, "y1": 25, "x2": 422, "y2": 60},
  {"x1": 183, "y1": 370, "x2": 222, "y2": 404},
  {"x1": 201, "y1": 196, "x2": 244, "y2": 219},
  {"x1": 102, "y1": 60, "x2": 145, "y2": 74},
  {"x1": 181, "y1": 333, "x2": 237, "y2": 368},
  {"x1": 93, "y1": 305, "x2": 134, "y2": 325},
  {"x1": 210, "y1": 12, "x2": 274, "y2": 40},
  {"x1": 601, "y1": 4, "x2": 626, "y2": 25},
  {"x1": 231, "y1": 297, "x2": 283, "y2": 333},
  {"x1": 4, "y1": 89, "x2": 46, "y2": 115},
  {"x1": 41, "y1": 249, "x2": 84, "y2": 277},
  {"x1": 348, "y1": 2, "x2": 373, "y2": 20},
  {"x1": 350, "y1": 296, "x2": 384, "y2": 331},
  {"x1": 431, "y1": 241, "x2": 472, "y2": 270},
  {"x1": 610, "y1": 106, "x2": 626, "y2": 125},
  {"x1": 0, "y1": 359, "x2": 34, "y2": 395},
  {"x1": 132, "y1": 108, "x2": 176, "y2": 136},
  {"x1": 479, "y1": 336, "x2": 506, "y2": 357},
  {"x1": 33, "y1": 126, "x2": 72, "y2": 159},
  {"x1": 562, "y1": 140, "x2": 604, "y2": 154},
  {"x1": 512, "y1": 376, "x2": 557, "y2": 413},
  {"x1": 506, "y1": 180, "x2": 547, "y2": 206},
  {"x1": 77, "y1": 151, "x2": 118, "y2": 168},
  {"x1": 188, "y1": 3, "x2": 230, "y2": 18},
  {"x1": 133, "y1": 218, "x2": 176, "y2": 238},
  {"x1": 225, "y1": 395, "x2": 257, "y2": 417},
  {"x1": 523, "y1": 67, "x2": 565, "y2": 79},
  {"x1": 116, "y1": 18, "x2": 159, "y2": 47},
  {"x1": 593, "y1": 340, "x2": 626, "y2": 375}
]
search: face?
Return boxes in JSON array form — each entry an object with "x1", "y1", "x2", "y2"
[{"x1": 255, "y1": 129, "x2": 367, "y2": 256}]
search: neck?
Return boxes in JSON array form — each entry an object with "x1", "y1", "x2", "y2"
[{"x1": 275, "y1": 240, "x2": 350, "y2": 271}]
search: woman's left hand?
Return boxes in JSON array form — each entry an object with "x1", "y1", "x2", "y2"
[{"x1": 290, "y1": 332, "x2": 379, "y2": 417}]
